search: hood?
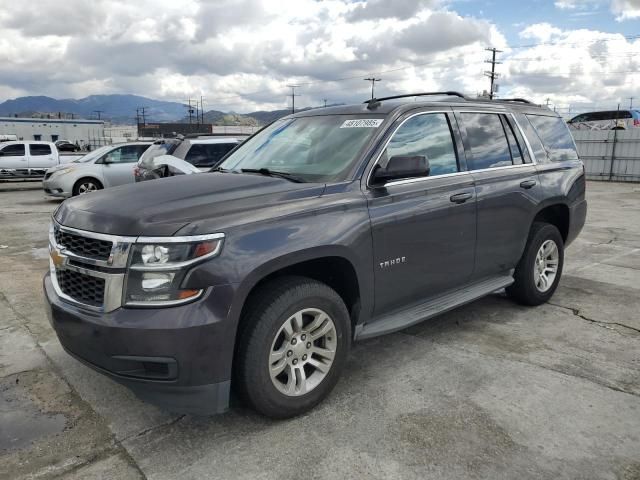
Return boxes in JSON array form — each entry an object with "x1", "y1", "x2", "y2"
[{"x1": 54, "y1": 172, "x2": 325, "y2": 236}]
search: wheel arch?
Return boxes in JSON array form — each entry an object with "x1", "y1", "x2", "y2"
[
  {"x1": 72, "y1": 176, "x2": 103, "y2": 195},
  {"x1": 531, "y1": 203, "x2": 570, "y2": 243}
]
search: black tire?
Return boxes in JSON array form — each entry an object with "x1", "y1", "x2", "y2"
[
  {"x1": 72, "y1": 178, "x2": 103, "y2": 196},
  {"x1": 507, "y1": 222, "x2": 564, "y2": 306},
  {"x1": 235, "y1": 276, "x2": 350, "y2": 419}
]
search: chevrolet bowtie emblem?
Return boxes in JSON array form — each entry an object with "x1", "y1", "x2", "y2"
[{"x1": 50, "y1": 248, "x2": 65, "y2": 269}]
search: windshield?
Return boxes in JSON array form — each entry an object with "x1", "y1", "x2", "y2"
[
  {"x1": 138, "y1": 139, "x2": 182, "y2": 168},
  {"x1": 72, "y1": 145, "x2": 112, "y2": 163},
  {"x1": 218, "y1": 115, "x2": 384, "y2": 182}
]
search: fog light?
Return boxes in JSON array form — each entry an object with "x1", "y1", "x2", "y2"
[{"x1": 141, "y1": 272, "x2": 174, "y2": 291}]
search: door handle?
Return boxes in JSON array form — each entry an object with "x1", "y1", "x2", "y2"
[
  {"x1": 450, "y1": 192, "x2": 473, "y2": 204},
  {"x1": 520, "y1": 180, "x2": 537, "y2": 189}
]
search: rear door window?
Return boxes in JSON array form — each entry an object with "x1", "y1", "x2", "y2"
[
  {"x1": 459, "y1": 113, "x2": 513, "y2": 170},
  {"x1": 185, "y1": 143, "x2": 238, "y2": 168},
  {"x1": 525, "y1": 115, "x2": 579, "y2": 162},
  {"x1": 1, "y1": 144, "x2": 26, "y2": 156},
  {"x1": 29, "y1": 144, "x2": 52, "y2": 156}
]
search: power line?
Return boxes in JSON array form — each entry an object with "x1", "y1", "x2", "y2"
[{"x1": 364, "y1": 77, "x2": 382, "y2": 99}]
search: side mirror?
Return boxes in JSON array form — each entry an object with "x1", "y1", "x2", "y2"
[{"x1": 372, "y1": 155, "x2": 430, "y2": 185}]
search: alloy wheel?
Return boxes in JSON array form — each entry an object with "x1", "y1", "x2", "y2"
[
  {"x1": 534, "y1": 239, "x2": 559, "y2": 292},
  {"x1": 269, "y1": 308, "x2": 337, "y2": 397}
]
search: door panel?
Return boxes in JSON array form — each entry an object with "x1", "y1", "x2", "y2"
[
  {"x1": 367, "y1": 174, "x2": 477, "y2": 314},
  {"x1": 101, "y1": 145, "x2": 145, "y2": 186},
  {"x1": 28, "y1": 144, "x2": 56, "y2": 170},
  {"x1": 454, "y1": 110, "x2": 544, "y2": 278},
  {"x1": 470, "y1": 165, "x2": 543, "y2": 277},
  {"x1": 0, "y1": 144, "x2": 28, "y2": 173}
]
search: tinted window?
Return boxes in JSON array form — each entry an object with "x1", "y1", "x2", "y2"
[
  {"x1": 185, "y1": 143, "x2": 237, "y2": 168},
  {"x1": 104, "y1": 145, "x2": 145, "y2": 164},
  {"x1": 460, "y1": 113, "x2": 512, "y2": 170},
  {"x1": 382, "y1": 113, "x2": 458, "y2": 177},
  {"x1": 501, "y1": 117, "x2": 523, "y2": 165},
  {"x1": 526, "y1": 115, "x2": 579, "y2": 162},
  {"x1": 1, "y1": 144, "x2": 25, "y2": 156},
  {"x1": 29, "y1": 144, "x2": 52, "y2": 156},
  {"x1": 514, "y1": 113, "x2": 547, "y2": 162}
]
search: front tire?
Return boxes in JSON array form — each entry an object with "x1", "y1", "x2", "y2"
[
  {"x1": 235, "y1": 276, "x2": 350, "y2": 418},
  {"x1": 507, "y1": 222, "x2": 564, "y2": 306},
  {"x1": 72, "y1": 178, "x2": 102, "y2": 196}
]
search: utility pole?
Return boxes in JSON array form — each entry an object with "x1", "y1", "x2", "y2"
[
  {"x1": 364, "y1": 77, "x2": 381, "y2": 100},
  {"x1": 186, "y1": 98, "x2": 195, "y2": 124},
  {"x1": 545, "y1": 98, "x2": 551, "y2": 108},
  {"x1": 484, "y1": 47, "x2": 502, "y2": 100},
  {"x1": 286, "y1": 85, "x2": 300, "y2": 114},
  {"x1": 137, "y1": 107, "x2": 147, "y2": 125},
  {"x1": 628, "y1": 97, "x2": 634, "y2": 109},
  {"x1": 323, "y1": 99, "x2": 328, "y2": 108},
  {"x1": 200, "y1": 95, "x2": 205, "y2": 124},
  {"x1": 93, "y1": 110, "x2": 103, "y2": 120}
]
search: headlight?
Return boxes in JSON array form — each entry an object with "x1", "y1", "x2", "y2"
[
  {"x1": 124, "y1": 234, "x2": 224, "y2": 306},
  {"x1": 52, "y1": 166, "x2": 75, "y2": 176}
]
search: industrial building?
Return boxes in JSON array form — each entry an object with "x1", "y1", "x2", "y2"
[{"x1": 0, "y1": 117, "x2": 104, "y2": 144}]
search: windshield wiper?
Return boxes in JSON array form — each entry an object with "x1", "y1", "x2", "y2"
[
  {"x1": 210, "y1": 166, "x2": 231, "y2": 173},
  {"x1": 240, "y1": 168, "x2": 306, "y2": 183}
]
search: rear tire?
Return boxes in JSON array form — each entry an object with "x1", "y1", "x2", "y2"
[
  {"x1": 507, "y1": 222, "x2": 564, "y2": 306},
  {"x1": 235, "y1": 276, "x2": 350, "y2": 418},
  {"x1": 72, "y1": 178, "x2": 102, "y2": 196}
]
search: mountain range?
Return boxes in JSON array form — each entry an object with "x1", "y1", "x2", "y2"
[{"x1": 0, "y1": 94, "x2": 320, "y2": 126}]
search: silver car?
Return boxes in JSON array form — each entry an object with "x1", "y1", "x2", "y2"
[{"x1": 43, "y1": 142, "x2": 150, "y2": 197}]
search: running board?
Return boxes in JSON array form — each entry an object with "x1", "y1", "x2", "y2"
[{"x1": 355, "y1": 275, "x2": 514, "y2": 340}]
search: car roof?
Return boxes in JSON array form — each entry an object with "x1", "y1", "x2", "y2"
[
  {"x1": 1, "y1": 140, "x2": 55, "y2": 145},
  {"x1": 292, "y1": 95, "x2": 556, "y2": 119},
  {"x1": 186, "y1": 137, "x2": 241, "y2": 144}
]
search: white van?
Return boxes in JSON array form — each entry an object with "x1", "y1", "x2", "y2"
[{"x1": 0, "y1": 141, "x2": 60, "y2": 178}]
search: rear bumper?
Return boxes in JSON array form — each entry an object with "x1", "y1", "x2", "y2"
[
  {"x1": 44, "y1": 273, "x2": 238, "y2": 415},
  {"x1": 567, "y1": 199, "x2": 587, "y2": 247}
]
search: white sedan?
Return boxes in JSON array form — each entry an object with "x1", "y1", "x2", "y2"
[{"x1": 43, "y1": 142, "x2": 151, "y2": 197}]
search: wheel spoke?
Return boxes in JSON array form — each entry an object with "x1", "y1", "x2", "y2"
[
  {"x1": 294, "y1": 366, "x2": 307, "y2": 394},
  {"x1": 311, "y1": 346, "x2": 335, "y2": 362},
  {"x1": 291, "y1": 311, "x2": 304, "y2": 333},
  {"x1": 310, "y1": 320, "x2": 333, "y2": 340},
  {"x1": 270, "y1": 357, "x2": 287, "y2": 376},
  {"x1": 305, "y1": 312, "x2": 328, "y2": 333},
  {"x1": 284, "y1": 364, "x2": 296, "y2": 394},
  {"x1": 281, "y1": 318, "x2": 295, "y2": 340},
  {"x1": 306, "y1": 357, "x2": 330, "y2": 374}
]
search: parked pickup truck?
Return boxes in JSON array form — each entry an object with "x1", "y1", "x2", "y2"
[
  {"x1": 44, "y1": 92, "x2": 586, "y2": 418},
  {"x1": 0, "y1": 141, "x2": 59, "y2": 178}
]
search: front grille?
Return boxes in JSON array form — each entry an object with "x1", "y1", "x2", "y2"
[
  {"x1": 56, "y1": 269, "x2": 105, "y2": 307},
  {"x1": 55, "y1": 228, "x2": 112, "y2": 261}
]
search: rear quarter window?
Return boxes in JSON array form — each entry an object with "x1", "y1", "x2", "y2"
[{"x1": 524, "y1": 115, "x2": 578, "y2": 163}]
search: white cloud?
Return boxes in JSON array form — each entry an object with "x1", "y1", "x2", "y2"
[
  {"x1": 0, "y1": 0, "x2": 636, "y2": 115},
  {"x1": 611, "y1": 0, "x2": 640, "y2": 19}
]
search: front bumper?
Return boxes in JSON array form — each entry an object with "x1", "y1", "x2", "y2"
[
  {"x1": 43, "y1": 176, "x2": 72, "y2": 198},
  {"x1": 44, "y1": 273, "x2": 237, "y2": 415}
]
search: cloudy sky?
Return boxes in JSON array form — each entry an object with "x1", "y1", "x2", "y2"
[{"x1": 0, "y1": 0, "x2": 638, "y2": 114}]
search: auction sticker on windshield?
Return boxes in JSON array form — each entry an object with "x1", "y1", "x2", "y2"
[{"x1": 340, "y1": 119, "x2": 384, "y2": 128}]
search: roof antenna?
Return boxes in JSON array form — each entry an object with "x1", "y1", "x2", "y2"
[{"x1": 366, "y1": 98, "x2": 381, "y2": 110}]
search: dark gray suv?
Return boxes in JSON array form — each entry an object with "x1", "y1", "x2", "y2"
[{"x1": 44, "y1": 92, "x2": 586, "y2": 418}]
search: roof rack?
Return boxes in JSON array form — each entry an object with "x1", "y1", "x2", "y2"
[
  {"x1": 494, "y1": 98, "x2": 535, "y2": 105},
  {"x1": 365, "y1": 91, "x2": 468, "y2": 109}
]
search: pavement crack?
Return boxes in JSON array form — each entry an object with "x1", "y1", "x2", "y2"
[
  {"x1": 119, "y1": 414, "x2": 187, "y2": 444},
  {"x1": 400, "y1": 331, "x2": 640, "y2": 398},
  {"x1": 548, "y1": 302, "x2": 640, "y2": 334}
]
